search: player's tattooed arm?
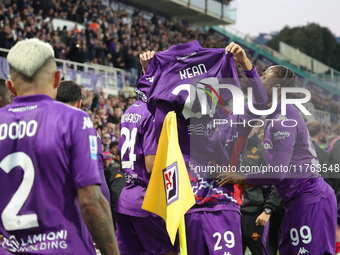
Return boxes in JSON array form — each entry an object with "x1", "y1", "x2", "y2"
[{"x1": 78, "y1": 185, "x2": 120, "y2": 255}]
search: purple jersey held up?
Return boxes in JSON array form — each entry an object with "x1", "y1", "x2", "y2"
[
  {"x1": 116, "y1": 100, "x2": 158, "y2": 217},
  {"x1": 136, "y1": 41, "x2": 268, "y2": 211},
  {"x1": 0, "y1": 95, "x2": 101, "y2": 254}
]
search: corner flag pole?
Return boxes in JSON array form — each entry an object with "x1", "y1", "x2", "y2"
[{"x1": 179, "y1": 216, "x2": 188, "y2": 255}]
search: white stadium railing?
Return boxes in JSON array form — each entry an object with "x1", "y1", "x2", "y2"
[{"x1": 0, "y1": 48, "x2": 127, "y2": 96}]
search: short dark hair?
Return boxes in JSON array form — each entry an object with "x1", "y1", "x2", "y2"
[
  {"x1": 109, "y1": 141, "x2": 118, "y2": 149},
  {"x1": 56, "y1": 80, "x2": 82, "y2": 104},
  {"x1": 306, "y1": 120, "x2": 322, "y2": 138}
]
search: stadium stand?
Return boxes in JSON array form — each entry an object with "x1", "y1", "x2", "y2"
[{"x1": 0, "y1": 0, "x2": 339, "y2": 148}]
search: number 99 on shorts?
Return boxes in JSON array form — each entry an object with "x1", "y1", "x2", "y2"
[{"x1": 290, "y1": 225, "x2": 312, "y2": 246}]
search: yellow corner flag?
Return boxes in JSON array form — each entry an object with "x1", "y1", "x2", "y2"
[{"x1": 142, "y1": 111, "x2": 196, "y2": 247}]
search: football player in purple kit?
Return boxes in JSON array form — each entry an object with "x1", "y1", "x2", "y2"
[
  {"x1": 115, "y1": 51, "x2": 178, "y2": 255},
  {"x1": 137, "y1": 42, "x2": 268, "y2": 255},
  {"x1": 220, "y1": 65, "x2": 337, "y2": 254},
  {"x1": 56, "y1": 80, "x2": 111, "y2": 204},
  {"x1": 0, "y1": 39, "x2": 119, "y2": 255}
]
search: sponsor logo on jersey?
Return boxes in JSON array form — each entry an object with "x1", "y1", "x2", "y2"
[
  {"x1": 163, "y1": 162, "x2": 179, "y2": 206},
  {"x1": 263, "y1": 139, "x2": 273, "y2": 150},
  {"x1": 273, "y1": 131, "x2": 291, "y2": 140},
  {"x1": 176, "y1": 52, "x2": 196, "y2": 60},
  {"x1": 82, "y1": 117, "x2": 93, "y2": 130},
  {"x1": 89, "y1": 135, "x2": 98, "y2": 160}
]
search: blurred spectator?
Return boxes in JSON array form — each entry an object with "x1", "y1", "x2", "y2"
[
  {"x1": 103, "y1": 151, "x2": 126, "y2": 227},
  {"x1": 108, "y1": 105, "x2": 123, "y2": 124},
  {"x1": 109, "y1": 141, "x2": 119, "y2": 161},
  {"x1": 0, "y1": 77, "x2": 14, "y2": 108},
  {"x1": 0, "y1": 0, "x2": 338, "y2": 145},
  {"x1": 102, "y1": 133, "x2": 112, "y2": 152},
  {"x1": 306, "y1": 120, "x2": 337, "y2": 189}
]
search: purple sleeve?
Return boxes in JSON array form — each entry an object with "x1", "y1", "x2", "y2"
[
  {"x1": 246, "y1": 122, "x2": 297, "y2": 185},
  {"x1": 142, "y1": 114, "x2": 158, "y2": 156},
  {"x1": 70, "y1": 112, "x2": 102, "y2": 189},
  {"x1": 236, "y1": 66, "x2": 269, "y2": 138}
]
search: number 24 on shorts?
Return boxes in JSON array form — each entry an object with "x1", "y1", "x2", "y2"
[{"x1": 290, "y1": 225, "x2": 312, "y2": 246}]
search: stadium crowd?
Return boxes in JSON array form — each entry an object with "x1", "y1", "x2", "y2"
[
  {"x1": 1, "y1": 0, "x2": 338, "y2": 148},
  {"x1": 1, "y1": 1, "x2": 340, "y2": 254}
]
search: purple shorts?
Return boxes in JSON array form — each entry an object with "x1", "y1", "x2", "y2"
[
  {"x1": 185, "y1": 210, "x2": 242, "y2": 255},
  {"x1": 279, "y1": 193, "x2": 337, "y2": 255},
  {"x1": 116, "y1": 213, "x2": 179, "y2": 255}
]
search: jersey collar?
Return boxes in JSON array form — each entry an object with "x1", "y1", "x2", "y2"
[
  {"x1": 12, "y1": 94, "x2": 54, "y2": 104},
  {"x1": 164, "y1": 40, "x2": 202, "y2": 55}
]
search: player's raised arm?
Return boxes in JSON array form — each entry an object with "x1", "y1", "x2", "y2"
[
  {"x1": 78, "y1": 185, "x2": 119, "y2": 255},
  {"x1": 225, "y1": 42, "x2": 252, "y2": 71},
  {"x1": 226, "y1": 42, "x2": 268, "y2": 117},
  {"x1": 140, "y1": 50, "x2": 155, "y2": 74}
]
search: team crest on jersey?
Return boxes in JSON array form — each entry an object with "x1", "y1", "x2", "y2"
[
  {"x1": 89, "y1": 135, "x2": 98, "y2": 160},
  {"x1": 163, "y1": 162, "x2": 179, "y2": 206}
]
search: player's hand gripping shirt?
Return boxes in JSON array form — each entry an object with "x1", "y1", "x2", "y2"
[
  {"x1": 116, "y1": 99, "x2": 158, "y2": 217},
  {"x1": 0, "y1": 95, "x2": 101, "y2": 254},
  {"x1": 136, "y1": 40, "x2": 268, "y2": 211}
]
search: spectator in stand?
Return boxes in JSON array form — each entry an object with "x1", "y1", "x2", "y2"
[
  {"x1": 109, "y1": 141, "x2": 119, "y2": 159},
  {"x1": 0, "y1": 78, "x2": 14, "y2": 108},
  {"x1": 0, "y1": 25, "x2": 14, "y2": 51},
  {"x1": 103, "y1": 151, "x2": 126, "y2": 228},
  {"x1": 106, "y1": 122, "x2": 116, "y2": 141},
  {"x1": 102, "y1": 133, "x2": 112, "y2": 152},
  {"x1": 108, "y1": 105, "x2": 123, "y2": 124},
  {"x1": 306, "y1": 120, "x2": 335, "y2": 187},
  {"x1": 125, "y1": 49, "x2": 140, "y2": 85}
]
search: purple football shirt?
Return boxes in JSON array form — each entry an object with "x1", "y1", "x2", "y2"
[
  {"x1": 116, "y1": 99, "x2": 158, "y2": 217},
  {"x1": 0, "y1": 94, "x2": 101, "y2": 254},
  {"x1": 136, "y1": 41, "x2": 268, "y2": 211},
  {"x1": 246, "y1": 104, "x2": 334, "y2": 209}
]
